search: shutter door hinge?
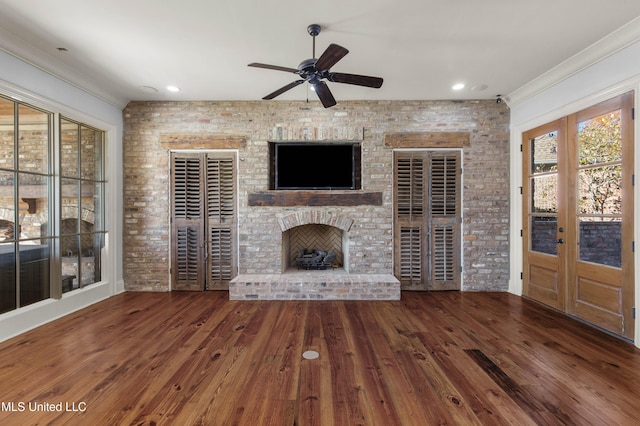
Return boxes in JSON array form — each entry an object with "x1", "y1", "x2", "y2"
[
  {"x1": 520, "y1": 272, "x2": 523, "y2": 280},
  {"x1": 632, "y1": 107, "x2": 635, "y2": 120},
  {"x1": 633, "y1": 307, "x2": 636, "y2": 319},
  {"x1": 520, "y1": 144, "x2": 523, "y2": 152},
  {"x1": 633, "y1": 240, "x2": 635, "y2": 253},
  {"x1": 520, "y1": 229, "x2": 523, "y2": 237},
  {"x1": 519, "y1": 186, "x2": 523, "y2": 195}
]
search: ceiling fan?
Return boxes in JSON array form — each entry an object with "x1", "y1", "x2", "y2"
[{"x1": 248, "y1": 24, "x2": 383, "y2": 108}]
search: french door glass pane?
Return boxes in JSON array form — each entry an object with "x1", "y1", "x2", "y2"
[
  {"x1": 530, "y1": 130, "x2": 559, "y2": 255},
  {"x1": 531, "y1": 175, "x2": 558, "y2": 213},
  {"x1": 579, "y1": 217, "x2": 621, "y2": 267},
  {"x1": 531, "y1": 131, "x2": 558, "y2": 174},
  {"x1": 578, "y1": 110, "x2": 621, "y2": 164},
  {"x1": 530, "y1": 216, "x2": 558, "y2": 255},
  {"x1": 577, "y1": 107, "x2": 623, "y2": 268},
  {"x1": 578, "y1": 165, "x2": 622, "y2": 215}
]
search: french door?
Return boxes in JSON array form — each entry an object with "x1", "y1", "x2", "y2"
[
  {"x1": 170, "y1": 152, "x2": 237, "y2": 291},
  {"x1": 394, "y1": 150, "x2": 461, "y2": 290},
  {"x1": 523, "y1": 92, "x2": 634, "y2": 339}
]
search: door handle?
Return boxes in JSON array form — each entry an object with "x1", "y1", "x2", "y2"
[{"x1": 556, "y1": 238, "x2": 564, "y2": 244}]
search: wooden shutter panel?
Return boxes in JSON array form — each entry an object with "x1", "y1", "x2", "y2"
[
  {"x1": 429, "y1": 153, "x2": 460, "y2": 290},
  {"x1": 399, "y1": 227, "x2": 422, "y2": 283},
  {"x1": 171, "y1": 154, "x2": 205, "y2": 290},
  {"x1": 396, "y1": 156, "x2": 424, "y2": 218},
  {"x1": 432, "y1": 225, "x2": 455, "y2": 282},
  {"x1": 206, "y1": 154, "x2": 236, "y2": 289},
  {"x1": 394, "y1": 154, "x2": 426, "y2": 287},
  {"x1": 431, "y1": 154, "x2": 458, "y2": 216},
  {"x1": 209, "y1": 228, "x2": 233, "y2": 286},
  {"x1": 176, "y1": 226, "x2": 201, "y2": 284}
]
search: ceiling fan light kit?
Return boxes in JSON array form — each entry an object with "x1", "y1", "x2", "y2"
[{"x1": 248, "y1": 24, "x2": 383, "y2": 108}]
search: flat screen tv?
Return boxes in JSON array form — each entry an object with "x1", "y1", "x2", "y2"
[{"x1": 270, "y1": 142, "x2": 361, "y2": 190}]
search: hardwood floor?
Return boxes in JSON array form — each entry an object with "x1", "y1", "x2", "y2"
[{"x1": 1, "y1": 291, "x2": 639, "y2": 425}]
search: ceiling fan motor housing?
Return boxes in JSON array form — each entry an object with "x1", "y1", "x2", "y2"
[{"x1": 298, "y1": 58, "x2": 319, "y2": 80}]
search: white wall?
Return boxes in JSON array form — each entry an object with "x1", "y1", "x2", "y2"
[
  {"x1": 0, "y1": 49, "x2": 124, "y2": 342},
  {"x1": 507, "y1": 37, "x2": 640, "y2": 346}
]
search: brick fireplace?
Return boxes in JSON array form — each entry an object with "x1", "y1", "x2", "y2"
[
  {"x1": 229, "y1": 209, "x2": 401, "y2": 300},
  {"x1": 280, "y1": 210, "x2": 351, "y2": 271}
]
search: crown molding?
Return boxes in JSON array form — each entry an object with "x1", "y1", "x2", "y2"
[
  {"x1": 506, "y1": 17, "x2": 640, "y2": 108},
  {"x1": 0, "y1": 26, "x2": 127, "y2": 110}
]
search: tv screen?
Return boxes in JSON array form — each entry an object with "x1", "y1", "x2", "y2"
[{"x1": 273, "y1": 143, "x2": 359, "y2": 190}]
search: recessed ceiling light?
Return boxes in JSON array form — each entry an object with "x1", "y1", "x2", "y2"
[
  {"x1": 167, "y1": 86, "x2": 180, "y2": 92},
  {"x1": 471, "y1": 84, "x2": 489, "y2": 92},
  {"x1": 452, "y1": 83, "x2": 465, "y2": 91},
  {"x1": 139, "y1": 86, "x2": 158, "y2": 93}
]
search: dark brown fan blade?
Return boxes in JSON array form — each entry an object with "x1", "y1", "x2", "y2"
[
  {"x1": 248, "y1": 63, "x2": 299, "y2": 73},
  {"x1": 314, "y1": 44, "x2": 349, "y2": 71},
  {"x1": 329, "y1": 73, "x2": 383, "y2": 88},
  {"x1": 314, "y1": 81, "x2": 336, "y2": 108},
  {"x1": 262, "y1": 80, "x2": 305, "y2": 100}
]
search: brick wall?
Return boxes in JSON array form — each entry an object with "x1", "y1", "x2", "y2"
[{"x1": 123, "y1": 100, "x2": 510, "y2": 292}]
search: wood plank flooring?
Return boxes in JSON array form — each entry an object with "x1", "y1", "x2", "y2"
[{"x1": 1, "y1": 291, "x2": 639, "y2": 425}]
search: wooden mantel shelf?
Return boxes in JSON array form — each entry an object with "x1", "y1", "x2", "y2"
[{"x1": 247, "y1": 191, "x2": 383, "y2": 207}]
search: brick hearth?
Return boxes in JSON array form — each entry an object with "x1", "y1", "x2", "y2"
[{"x1": 229, "y1": 270, "x2": 400, "y2": 300}]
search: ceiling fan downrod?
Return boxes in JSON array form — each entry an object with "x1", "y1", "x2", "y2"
[{"x1": 307, "y1": 24, "x2": 321, "y2": 59}]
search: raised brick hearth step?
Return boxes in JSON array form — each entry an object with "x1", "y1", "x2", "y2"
[{"x1": 229, "y1": 271, "x2": 400, "y2": 301}]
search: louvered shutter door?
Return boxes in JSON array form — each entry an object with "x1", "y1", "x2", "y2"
[
  {"x1": 394, "y1": 154, "x2": 426, "y2": 288},
  {"x1": 430, "y1": 153, "x2": 460, "y2": 289},
  {"x1": 171, "y1": 154, "x2": 205, "y2": 290},
  {"x1": 394, "y1": 151, "x2": 461, "y2": 291},
  {"x1": 206, "y1": 154, "x2": 236, "y2": 289}
]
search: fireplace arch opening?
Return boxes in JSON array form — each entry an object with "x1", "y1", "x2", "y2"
[
  {"x1": 278, "y1": 210, "x2": 353, "y2": 273},
  {"x1": 282, "y1": 224, "x2": 347, "y2": 272}
]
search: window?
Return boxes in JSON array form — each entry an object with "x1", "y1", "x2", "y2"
[
  {"x1": 59, "y1": 118, "x2": 106, "y2": 292},
  {"x1": 0, "y1": 97, "x2": 52, "y2": 313},
  {"x1": 0, "y1": 95, "x2": 107, "y2": 314}
]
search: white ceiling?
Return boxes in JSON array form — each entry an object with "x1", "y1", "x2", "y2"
[{"x1": 1, "y1": 0, "x2": 640, "y2": 109}]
